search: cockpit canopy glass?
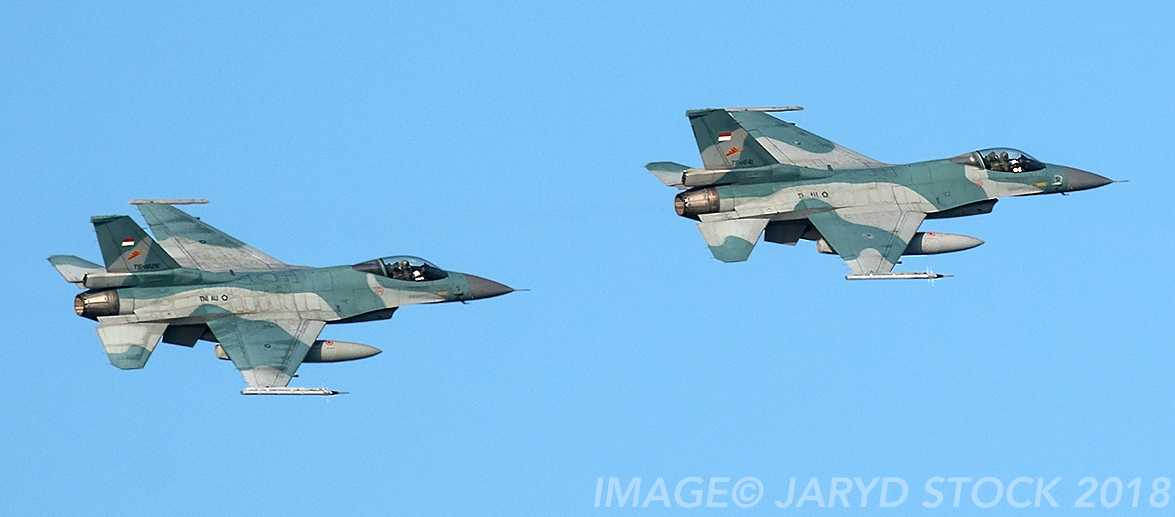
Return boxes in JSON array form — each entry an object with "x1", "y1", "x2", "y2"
[
  {"x1": 951, "y1": 148, "x2": 1045, "y2": 173},
  {"x1": 351, "y1": 256, "x2": 449, "y2": 282}
]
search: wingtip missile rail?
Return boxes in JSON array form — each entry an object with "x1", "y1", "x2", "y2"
[
  {"x1": 721, "y1": 106, "x2": 804, "y2": 112},
  {"x1": 240, "y1": 387, "x2": 347, "y2": 396},
  {"x1": 128, "y1": 199, "x2": 209, "y2": 205},
  {"x1": 845, "y1": 271, "x2": 950, "y2": 281}
]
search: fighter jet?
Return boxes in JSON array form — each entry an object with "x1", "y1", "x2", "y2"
[
  {"x1": 49, "y1": 200, "x2": 514, "y2": 395},
  {"x1": 647, "y1": 107, "x2": 1114, "y2": 279}
]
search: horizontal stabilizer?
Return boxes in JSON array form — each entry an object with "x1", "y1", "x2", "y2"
[
  {"x1": 95, "y1": 322, "x2": 168, "y2": 369},
  {"x1": 645, "y1": 161, "x2": 689, "y2": 189},
  {"x1": 48, "y1": 255, "x2": 103, "y2": 287},
  {"x1": 697, "y1": 218, "x2": 769, "y2": 262}
]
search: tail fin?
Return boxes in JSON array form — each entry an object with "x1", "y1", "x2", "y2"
[
  {"x1": 91, "y1": 215, "x2": 181, "y2": 273},
  {"x1": 686, "y1": 108, "x2": 780, "y2": 170}
]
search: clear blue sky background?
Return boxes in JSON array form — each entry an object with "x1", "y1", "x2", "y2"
[{"x1": 2, "y1": 2, "x2": 1172, "y2": 515}]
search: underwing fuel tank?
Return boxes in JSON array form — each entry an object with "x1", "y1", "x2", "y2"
[
  {"x1": 817, "y1": 232, "x2": 983, "y2": 256},
  {"x1": 215, "y1": 340, "x2": 381, "y2": 363},
  {"x1": 903, "y1": 232, "x2": 984, "y2": 255}
]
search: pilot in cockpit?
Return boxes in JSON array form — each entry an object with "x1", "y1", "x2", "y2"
[
  {"x1": 985, "y1": 151, "x2": 1000, "y2": 171},
  {"x1": 985, "y1": 151, "x2": 1015, "y2": 172},
  {"x1": 388, "y1": 260, "x2": 410, "y2": 281},
  {"x1": 1010, "y1": 160, "x2": 1024, "y2": 173}
]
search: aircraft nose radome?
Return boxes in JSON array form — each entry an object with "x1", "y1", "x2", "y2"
[
  {"x1": 465, "y1": 275, "x2": 514, "y2": 300},
  {"x1": 1066, "y1": 167, "x2": 1113, "y2": 192}
]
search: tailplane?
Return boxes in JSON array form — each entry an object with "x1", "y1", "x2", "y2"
[
  {"x1": 48, "y1": 255, "x2": 103, "y2": 287},
  {"x1": 96, "y1": 322, "x2": 168, "y2": 369},
  {"x1": 91, "y1": 215, "x2": 181, "y2": 273},
  {"x1": 645, "y1": 161, "x2": 689, "y2": 189},
  {"x1": 697, "y1": 218, "x2": 769, "y2": 262}
]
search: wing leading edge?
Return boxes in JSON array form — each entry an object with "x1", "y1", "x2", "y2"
[
  {"x1": 206, "y1": 315, "x2": 326, "y2": 389},
  {"x1": 807, "y1": 208, "x2": 926, "y2": 278},
  {"x1": 136, "y1": 203, "x2": 294, "y2": 272},
  {"x1": 686, "y1": 108, "x2": 888, "y2": 171},
  {"x1": 729, "y1": 111, "x2": 888, "y2": 170}
]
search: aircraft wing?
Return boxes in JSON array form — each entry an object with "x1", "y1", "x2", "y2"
[
  {"x1": 729, "y1": 111, "x2": 888, "y2": 169},
  {"x1": 206, "y1": 315, "x2": 326, "y2": 388},
  {"x1": 136, "y1": 203, "x2": 295, "y2": 272},
  {"x1": 807, "y1": 207, "x2": 925, "y2": 276}
]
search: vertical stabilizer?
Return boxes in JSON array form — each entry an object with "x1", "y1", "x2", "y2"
[
  {"x1": 686, "y1": 108, "x2": 780, "y2": 170},
  {"x1": 91, "y1": 215, "x2": 181, "y2": 273}
]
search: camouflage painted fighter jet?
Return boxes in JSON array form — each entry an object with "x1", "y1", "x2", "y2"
[
  {"x1": 49, "y1": 200, "x2": 514, "y2": 395},
  {"x1": 647, "y1": 107, "x2": 1114, "y2": 279}
]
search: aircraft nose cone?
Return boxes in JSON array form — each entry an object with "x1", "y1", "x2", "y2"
[
  {"x1": 1066, "y1": 167, "x2": 1113, "y2": 192},
  {"x1": 464, "y1": 275, "x2": 514, "y2": 300}
]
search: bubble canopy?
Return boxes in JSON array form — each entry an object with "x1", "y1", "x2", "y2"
[
  {"x1": 950, "y1": 148, "x2": 1045, "y2": 173},
  {"x1": 352, "y1": 256, "x2": 449, "y2": 281}
]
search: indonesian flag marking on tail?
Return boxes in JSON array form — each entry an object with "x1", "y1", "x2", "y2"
[
  {"x1": 717, "y1": 132, "x2": 732, "y2": 142},
  {"x1": 121, "y1": 238, "x2": 135, "y2": 247}
]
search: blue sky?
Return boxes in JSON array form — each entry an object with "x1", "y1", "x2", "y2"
[{"x1": 2, "y1": 1, "x2": 1173, "y2": 515}]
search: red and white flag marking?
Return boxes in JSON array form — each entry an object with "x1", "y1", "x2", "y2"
[
  {"x1": 121, "y1": 238, "x2": 135, "y2": 247},
  {"x1": 717, "y1": 132, "x2": 732, "y2": 142}
]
